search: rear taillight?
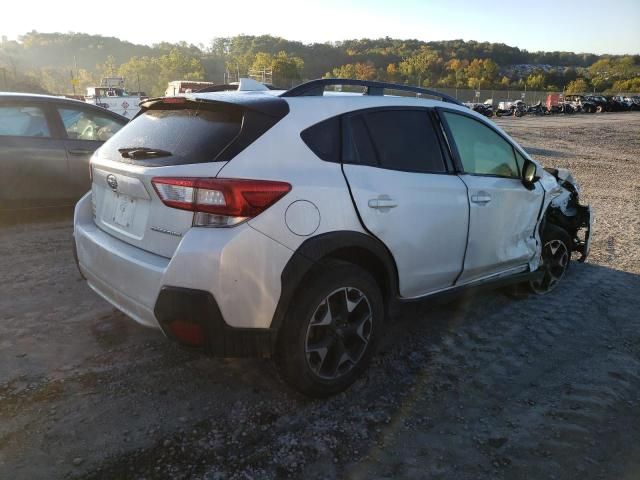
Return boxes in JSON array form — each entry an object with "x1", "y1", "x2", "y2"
[{"x1": 151, "y1": 177, "x2": 291, "y2": 227}]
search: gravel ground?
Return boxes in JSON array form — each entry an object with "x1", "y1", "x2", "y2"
[{"x1": 1, "y1": 112, "x2": 639, "y2": 480}]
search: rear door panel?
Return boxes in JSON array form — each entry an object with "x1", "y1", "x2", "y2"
[
  {"x1": 55, "y1": 105, "x2": 128, "y2": 200},
  {"x1": 344, "y1": 165, "x2": 469, "y2": 297},
  {"x1": 340, "y1": 108, "x2": 469, "y2": 298}
]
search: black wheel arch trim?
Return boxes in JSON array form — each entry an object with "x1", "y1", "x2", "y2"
[{"x1": 270, "y1": 230, "x2": 400, "y2": 333}]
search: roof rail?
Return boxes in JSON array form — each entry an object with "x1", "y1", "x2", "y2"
[{"x1": 280, "y1": 78, "x2": 463, "y2": 106}]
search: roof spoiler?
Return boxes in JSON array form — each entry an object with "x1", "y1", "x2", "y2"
[
  {"x1": 137, "y1": 93, "x2": 289, "y2": 118},
  {"x1": 280, "y1": 78, "x2": 463, "y2": 106},
  {"x1": 193, "y1": 78, "x2": 270, "y2": 94}
]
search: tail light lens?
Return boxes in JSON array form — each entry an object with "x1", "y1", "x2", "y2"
[{"x1": 151, "y1": 177, "x2": 291, "y2": 227}]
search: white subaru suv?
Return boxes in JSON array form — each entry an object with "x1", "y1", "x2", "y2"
[{"x1": 73, "y1": 78, "x2": 592, "y2": 397}]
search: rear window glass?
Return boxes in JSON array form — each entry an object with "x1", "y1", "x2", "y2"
[{"x1": 100, "y1": 108, "x2": 242, "y2": 164}]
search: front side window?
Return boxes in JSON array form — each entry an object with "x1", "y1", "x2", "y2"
[
  {"x1": 343, "y1": 109, "x2": 446, "y2": 173},
  {"x1": 58, "y1": 108, "x2": 125, "y2": 142},
  {"x1": 443, "y1": 111, "x2": 519, "y2": 178},
  {"x1": 0, "y1": 105, "x2": 51, "y2": 137}
]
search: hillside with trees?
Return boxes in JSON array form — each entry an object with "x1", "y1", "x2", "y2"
[{"x1": 1, "y1": 32, "x2": 638, "y2": 96}]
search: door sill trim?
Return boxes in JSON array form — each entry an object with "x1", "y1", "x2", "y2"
[{"x1": 396, "y1": 265, "x2": 539, "y2": 305}]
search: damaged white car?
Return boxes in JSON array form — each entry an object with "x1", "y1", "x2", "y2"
[{"x1": 73, "y1": 79, "x2": 592, "y2": 397}]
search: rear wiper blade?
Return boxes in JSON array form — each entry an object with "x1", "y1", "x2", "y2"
[{"x1": 118, "y1": 147, "x2": 172, "y2": 159}]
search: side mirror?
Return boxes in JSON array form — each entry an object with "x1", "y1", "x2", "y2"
[{"x1": 522, "y1": 160, "x2": 539, "y2": 190}]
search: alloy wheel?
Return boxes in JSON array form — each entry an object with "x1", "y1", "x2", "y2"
[
  {"x1": 531, "y1": 239, "x2": 569, "y2": 294},
  {"x1": 305, "y1": 287, "x2": 373, "y2": 380}
]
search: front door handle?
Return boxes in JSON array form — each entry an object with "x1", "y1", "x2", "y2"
[
  {"x1": 368, "y1": 197, "x2": 398, "y2": 209},
  {"x1": 68, "y1": 149, "x2": 93, "y2": 156},
  {"x1": 471, "y1": 193, "x2": 492, "y2": 204}
]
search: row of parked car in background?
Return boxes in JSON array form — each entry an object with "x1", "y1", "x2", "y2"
[
  {"x1": 1, "y1": 80, "x2": 638, "y2": 215},
  {"x1": 468, "y1": 94, "x2": 640, "y2": 118}
]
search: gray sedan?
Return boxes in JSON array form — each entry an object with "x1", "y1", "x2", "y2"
[{"x1": 0, "y1": 93, "x2": 128, "y2": 211}]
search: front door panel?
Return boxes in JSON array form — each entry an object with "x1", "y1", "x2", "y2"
[{"x1": 456, "y1": 175, "x2": 542, "y2": 283}]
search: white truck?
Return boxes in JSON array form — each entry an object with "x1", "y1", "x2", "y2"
[{"x1": 85, "y1": 77, "x2": 143, "y2": 118}]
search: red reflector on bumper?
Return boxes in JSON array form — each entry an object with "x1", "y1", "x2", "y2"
[{"x1": 168, "y1": 320, "x2": 206, "y2": 347}]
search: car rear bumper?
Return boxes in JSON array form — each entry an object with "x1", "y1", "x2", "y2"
[
  {"x1": 74, "y1": 193, "x2": 168, "y2": 328},
  {"x1": 73, "y1": 192, "x2": 294, "y2": 350}
]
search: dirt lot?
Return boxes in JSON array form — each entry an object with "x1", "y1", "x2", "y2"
[{"x1": 1, "y1": 113, "x2": 639, "y2": 480}]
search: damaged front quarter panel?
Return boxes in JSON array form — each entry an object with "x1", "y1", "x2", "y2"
[{"x1": 543, "y1": 167, "x2": 593, "y2": 262}]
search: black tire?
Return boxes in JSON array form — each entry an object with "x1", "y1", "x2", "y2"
[
  {"x1": 275, "y1": 260, "x2": 384, "y2": 397},
  {"x1": 528, "y1": 224, "x2": 572, "y2": 295},
  {"x1": 596, "y1": 105, "x2": 604, "y2": 113}
]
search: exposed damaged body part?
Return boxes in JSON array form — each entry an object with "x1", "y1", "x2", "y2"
[{"x1": 544, "y1": 167, "x2": 593, "y2": 262}]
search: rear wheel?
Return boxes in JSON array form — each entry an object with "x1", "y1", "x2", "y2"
[
  {"x1": 529, "y1": 225, "x2": 571, "y2": 295},
  {"x1": 276, "y1": 261, "x2": 384, "y2": 397}
]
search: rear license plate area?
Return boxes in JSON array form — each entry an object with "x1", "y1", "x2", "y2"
[{"x1": 112, "y1": 193, "x2": 136, "y2": 228}]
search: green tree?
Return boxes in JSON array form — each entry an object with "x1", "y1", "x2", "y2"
[
  {"x1": 445, "y1": 58, "x2": 468, "y2": 87},
  {"x1": 526, "y1": 73, "x2": 546, "y2": 90},
  {"x1": 96, "y1": 54, "x2": 117, "y2": 78},
  {"x1": 565, "y1": 78, "x2": 590, "y2": 94},
  {"x1": 611, "y1": 77, "x2": 640, "y2": 93},
  {"x1": 158, "y1": 48, "x2": 204, "y2": 82},
  {"x1": 329, "y1": 62, "x2": 376, "y2": 80},
  {"x1": 465, "y1": 58, "x2": 499, "y2": 89},
  {"x1": 385, "y1": 63, "x2": 400, "y2": 81},
  {"x1": 118, "y1": 56, "x2": 161, "y2": 95},
  {"x1": 271, "y1": 51, "x2": 304, "y2": 84},
  {"x1": 399, "y1": 47, "x2": 443, "y2": 86}
]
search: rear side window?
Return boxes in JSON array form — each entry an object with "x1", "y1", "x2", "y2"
[
  {"x1": 344, "y1": 109, "x2": 446, "y2": 173},
  {"x1": 0, "y1": 105, "x2": 51, "y2": 137},
  {"x1": 100, "y1": 108, "x2": 242, "y2": 165},
  {"x1": 300, "y1": 116, "x2": 340, "y2": 162}
]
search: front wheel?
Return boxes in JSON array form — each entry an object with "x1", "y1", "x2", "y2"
[
  {"x1": 529, "y1": 225, "x2": 572, "y2": 295},
  {"x1": 275, "y1": 261, "x2": 384, "y2": 397}
]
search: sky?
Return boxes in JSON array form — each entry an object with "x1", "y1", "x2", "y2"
[{"x1": 1, "y1": 0, "x2": 639, "y2": 55}]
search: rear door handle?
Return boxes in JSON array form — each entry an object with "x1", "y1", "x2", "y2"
[
  {"x1": 68, "y1": 149, "x2": 93, "y2": 156},
  {"x1": 471, "y1": 193, "x2": 492, "y2": 204},
  {"x1": 368, "y1": 198, "x2": 398, "y2": 209}
]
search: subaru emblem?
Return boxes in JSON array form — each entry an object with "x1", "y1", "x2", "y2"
[{"x1": 106, "y1": 174, "x2": 118, "y2": 191}]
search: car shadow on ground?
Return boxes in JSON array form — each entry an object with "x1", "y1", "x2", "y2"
[{"x1": 5, "y1": 261, "x2": 632, "y2": 480}]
